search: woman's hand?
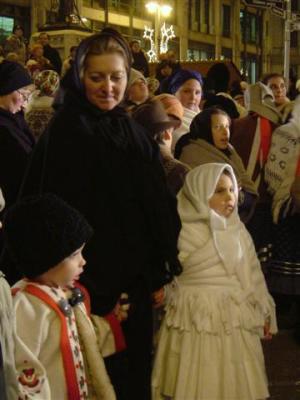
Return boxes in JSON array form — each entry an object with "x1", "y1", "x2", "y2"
[
  {"x1": 113, "y1": 293, "x2": 130, "y2": 322},
  {"x1": 152, "y1": 287, "x2": 165, "y2": 309},
  {"x1": 263, "y1": 319, "x2": 272, "y2": 340}
]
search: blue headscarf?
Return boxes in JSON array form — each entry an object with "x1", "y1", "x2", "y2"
[{"x1": 166, "y1": 69, "x2": 203, "y2": 95}]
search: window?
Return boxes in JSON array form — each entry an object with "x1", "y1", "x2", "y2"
[
  {"x1": 188, "y1": 41, "x2": 215, "y2": 61},
  {"x1": 204, "y1": 0, "x2": 209, "y2": 26},
  {"x1": 0, "y1": 16, "x2": 14, "y2": 36},
  {"x1": 188, "y1": 0, "x2": 200, "y2": 32},
  {"x1": 222, "y1": 5, "x2": 231, "y2": 37},
  {"x1": 195, "y1": 0, "x2": 200, "y2": 31},
  {"x1": 240, "y1": 52, "x2": 261, "y2": 83},
  {"x1": 240, "y1": 10, "x2": 261, "y2": 44},
  {"x1": 188, "y1": 0, "x2": 192, "y2": 29},
  {"x1": 221, "y1": 47, "x2": 232, "y2": 60}
]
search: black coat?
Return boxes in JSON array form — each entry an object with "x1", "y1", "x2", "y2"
[
  {"x1": 43, "y1": 44, "x2": 62, "y2": 74},
  {"x1": 0, "y1": 109, "x2": 35, "y2": 283},
  {"x1": 20, "y1": 91, "x2": 181, "y2": 313},
  {"x1": 0, "y1": 109, "x2": 34, "y2": 209},
  {"x1": 132, "y1": 51, "x2": 149, "y2": 77},
  {"x1": 19, "y1": 89, "x2": 181, "y2": 399}
]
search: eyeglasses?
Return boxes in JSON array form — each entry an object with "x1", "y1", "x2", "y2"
[{"x1": 17, "y1": 90, "x2": 32, "y2": 102}]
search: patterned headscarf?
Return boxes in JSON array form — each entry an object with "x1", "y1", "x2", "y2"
[{"x1": 34, "y1": 70, "x2": 60, "y2": 97}]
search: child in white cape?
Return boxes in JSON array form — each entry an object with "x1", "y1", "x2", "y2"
[{"x1": 152, "y1": 163, "x2": 277, "y2": 400}]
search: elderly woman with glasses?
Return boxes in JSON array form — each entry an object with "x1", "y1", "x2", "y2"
[
  {"x1": 16, "y1": 28, "x2": 181, "y2": 400},
  {"x1": 0, "y1": 61, "x2": 35, "y2": 211}
]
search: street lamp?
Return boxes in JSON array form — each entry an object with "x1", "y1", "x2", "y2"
[{"x1": 145, "y1": 1, "x2": 173, "y2": 60}]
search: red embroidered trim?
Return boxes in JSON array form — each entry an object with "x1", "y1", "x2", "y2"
[
  {"x1": 104, "y1": 312, "x2": 126, "y2": 352},
  {"x1": 25, "y1": 285, "x2": 81, "y2": 400}
]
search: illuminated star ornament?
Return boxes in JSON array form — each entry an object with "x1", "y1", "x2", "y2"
[
  {"x1": 143, "y1": 26, "x2": 157, "y2": 62},
  {"x1": 160, "y1": 22, "x2": 175, "y2": 54}
]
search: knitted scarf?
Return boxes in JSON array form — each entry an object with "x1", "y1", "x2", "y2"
[{"x1": 265, "y1": 110, "x2": 300, "y2": 222}]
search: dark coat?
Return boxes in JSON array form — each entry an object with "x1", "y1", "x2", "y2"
[
  {"x1": 18, "y1": 88, "x2": 181, "y2": 399},
  {"x1": 43, "y1": 44, "x2": 62, "y2": 74},
  {"x1": 0, "y1": 109, "x2": 34, "y2": 209},
  {"x1": 20, "y1": 90, "x2": 181, "y2": 313},
  {"x1": 0, "y1": 109, "x2": 35, "y2": 283},
  {"x1": 132, "y1": 51, "x2": 149, "y2": 77}
]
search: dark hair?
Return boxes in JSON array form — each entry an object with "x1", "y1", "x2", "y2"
[
  {"x1": 230, "y1": 80, "x2": 243, "y2": 98},
  {"x1": 13, "y1": 25, "x2": 23, "y2": 34},
  {"x1": 130, "y1": 40, "x2": 140, "y2": 47},
  {"x1": 261, "y1": 73, "x2": 285, "y2": 86},
  {"x1": 155, "y1": 60, "x2": 174, "y2": 81},
  {"x1": 189, "y1": 107, "x2": 231, "y2": 143},
  {"x1": 203, "y1": 94, "x2": 240, "y2": 119},
  {"x1": 174, "y1": 107, "x2": 231, "y2": 159},
  {"x1": 205, "y1": 63, "x2": 230, "y2": 93},
  {"x1": 70, "y1": 46, "x2": 77, "y2": 53}
]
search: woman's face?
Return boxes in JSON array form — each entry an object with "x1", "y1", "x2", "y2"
[
  {"x1": 128, "y1": 79, "x2": 149, "y2": 104},
  {"x1": 267, "y1": 76, "x2": 287, "y2": 105},
  {"x1": 208, "y1": 173, "x2": 236, "y2": 218},
  {"x1": 175, "y1": 79, "x2": 202, "y2": 112},
  {"x1": 83, "y1": 53, "x2": 127, "y2": 111},
  {"x1": 211, "y1": 113, "x2": 230, "y2": 150},
  {"x1": 0, "y1": 86, "x2": 31, "y2": 114},
  {"x1": 33, "y1": 45, "x2": 43, "y2": 58},
  {"x1": 131, "y1": 42, "x2": 140, "y2": 53},
  {"x1": 161, "y1": 65, "x2": 172, "y2": 77}
]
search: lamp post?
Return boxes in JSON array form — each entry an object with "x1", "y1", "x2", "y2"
[{"x1": 145, "y1": 1, "x2": 173, "y2": 59}]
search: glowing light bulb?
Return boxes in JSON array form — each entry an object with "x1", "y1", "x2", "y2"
[
  {"x1": 145, "y1": 2, "x2": 159, "y2": 13},
  {"x1": 160, "y1": 4, "x2": 172, "y2": 17}
]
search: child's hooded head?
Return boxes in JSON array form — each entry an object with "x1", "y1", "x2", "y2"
[
  {"x1": 3, "y1": 193, "x2": 93, "y2": 280},
  {"x1": 178, "y1": 163, "x2": 242, "y2": 276},
  {"x1": 177, "y1": 163, "x2": 239, "y2": 222}
]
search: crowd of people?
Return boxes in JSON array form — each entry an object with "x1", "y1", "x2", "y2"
[{"x1": 0, "y1": 25, "x2": 299, "y2": 400}]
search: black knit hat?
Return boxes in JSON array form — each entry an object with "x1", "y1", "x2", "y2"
[
  {"x1": 3, "y1": 194, "x2": 93, "y2": 279},
  {"x1": 0, "y1": 61, "x2": 32, "y2": 96}
]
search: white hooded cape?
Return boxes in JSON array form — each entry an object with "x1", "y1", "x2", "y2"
[{"x1": 152, "y1": 163, "x2": 277, "y2": 400}]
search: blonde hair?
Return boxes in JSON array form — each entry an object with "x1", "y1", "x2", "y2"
[
  {"x1": 79, "y1": 36, "x2": 130, "y2": 80},
  {"x1": 30, "y1": 43, "x2": 43, "y2": 56}
]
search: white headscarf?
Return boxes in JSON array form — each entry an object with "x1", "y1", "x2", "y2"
[{"x1": 177, "y1": 163, "x2": 245, "y2": 278}]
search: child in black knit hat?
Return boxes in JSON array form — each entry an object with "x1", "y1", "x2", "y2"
[{"x1": 3, "y1": 193, "x2": 125, "y2": 400}]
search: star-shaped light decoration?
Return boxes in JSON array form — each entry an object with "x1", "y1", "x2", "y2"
[
  {"x1": 160, "y1": 22, "x2": 175, "y2": 55},
  {"x1": 143, "y1": 25, "x2": 157, "y2": 62}
]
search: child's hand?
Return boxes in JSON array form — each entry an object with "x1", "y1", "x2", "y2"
[
  {"x1": 152, "y1": 287, "x2": 165, "y2": 309},
  {"x1": 113, "y1": 293, "x2": 130, "y2": 322},
  {"x1": 263, "y1": 319, "x2": 272, "y2": 340}
]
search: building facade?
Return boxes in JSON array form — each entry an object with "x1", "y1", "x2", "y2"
[{"x1": 0, "y1": 0, "x2": 300, "y2": 82}]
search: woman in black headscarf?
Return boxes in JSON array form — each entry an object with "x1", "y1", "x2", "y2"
[
  {"x1": 15, "y1": 28, "x2": 181, "y2": 400},
  {"x1": 175, "y1": 107, "x2": 258, "y2": 223},
  {"x1": 0, "y1": 61, "x2": 35, "y2": 210}
]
